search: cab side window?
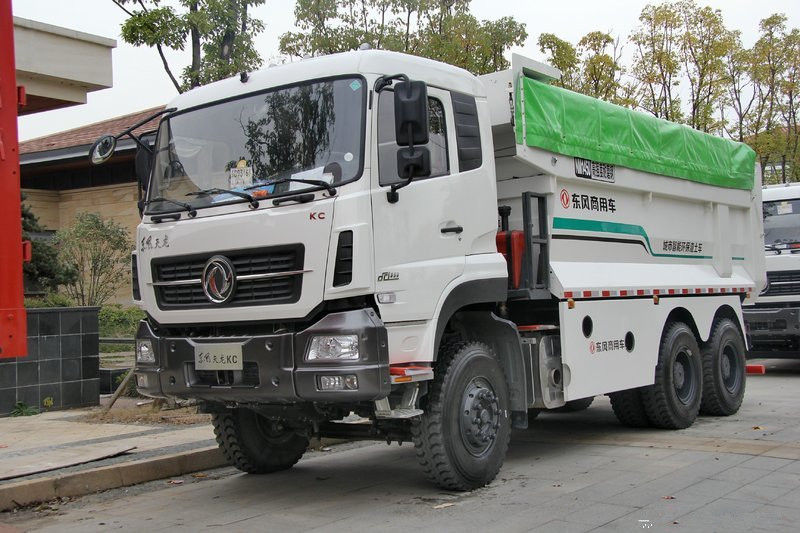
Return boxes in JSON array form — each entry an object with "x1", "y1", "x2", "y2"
[{"x1": 377, "y1": 92, "x2": 449, "y2": 186}]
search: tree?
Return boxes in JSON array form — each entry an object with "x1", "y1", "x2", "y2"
[
  {"x1": 21, "y1": 196, "x2": 76, "y2": 295},
  {"x1": 777, "y1": 28, "x2": 800, "y2": 182},
  {"x1": 114, "y1": 0, "x2": 265, "y2": 92},
  {"x1": 749, "y1": 14, "x2": 789, "y2": 178},
  {"x1": 677, "y1": 0, "x2": 734, "y2": 132},
  {"x1": 630, "y1": 2, "x2": 683, "y2": 122},
  {"x1": 719, "y1": 31, "x2": 755, "y2": 143},
  {"x1": 56, "y1": 213, "x2": 133, "y2": 307},
  {"x1": 537, "y1": 32, "x2": 579, "y2": 91},
  {"x1": 279, "y1": 0, "x2": 527, "y2": 75}
]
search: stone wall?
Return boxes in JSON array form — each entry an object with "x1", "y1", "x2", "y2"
[{"x1": 0, "y1": 308, "x2": 100, "y2": 417}]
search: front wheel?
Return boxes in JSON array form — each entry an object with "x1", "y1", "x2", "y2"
[
  {"x1": 700, "y1": 318, "x2": 746, "y2": 416},
  {"x1": 212, "y1": 408, "x2": 308, "y2": 474},
  {"x1": 411, "y1": 342, "x2": 512, "y2": 491}
]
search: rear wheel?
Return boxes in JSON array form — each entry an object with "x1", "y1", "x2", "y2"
[
  {"x1": 609, "y1": 389, "x2": 650, "y2": 427},
  {"x1": 700, "y1": 318, "x2": 746, "y2": 416},
  {"x1": 640, "y1": 322, "x2": 702, "y2": 429},
  {"x1": 411, "y1": 342, "x2": 512, "y2": 491},
  {"x1": 212, "y1": 408, "x2": 308, "y2": 474}
]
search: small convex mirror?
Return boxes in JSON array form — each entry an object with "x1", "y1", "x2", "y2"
[{"x1": 88, "y1": 134, "x2": 117, "y2": 165}]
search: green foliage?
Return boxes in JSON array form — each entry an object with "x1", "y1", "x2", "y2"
[
  {"x1": 25, "y1": 293, "x2": 76, "y2": 309},
  {"x1": 56, "y1": 213, "x2": 133, "y2": 307},
  {"x1": 115, "y1": 0, "x2": 265, "y2": 92},
  {"x1": 280, "y1": 0, "x2": 526, "y2": 75},
  {"x1": 115, "y1": 370, "x2": 142, "y2": 398},
  {"x1": 630, "y1": 2, "x2": 683, "y2": 122},
  {"x1": 21, "y1": 195, "x2": 76, "y2": 295},
  {"x1": 11, "y1": 401, "x2": 39, "y2": 417},
  {"x1": 99, "y1": 305, "x2": 146, "y2": 338}
]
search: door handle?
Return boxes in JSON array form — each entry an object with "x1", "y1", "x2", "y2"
[{"x1": 441, "y1": 225, "x2": 463, "y2": 234}]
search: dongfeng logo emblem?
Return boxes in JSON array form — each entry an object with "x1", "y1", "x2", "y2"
[{"x1": 202, "y1": 256, "x2": 236, "y2": 304}]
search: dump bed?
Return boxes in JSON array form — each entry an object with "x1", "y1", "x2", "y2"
[{"x1": 479, "y1": 55, "x2": 765, "y2": 301}]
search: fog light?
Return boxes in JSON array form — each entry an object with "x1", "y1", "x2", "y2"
[
  {"x1": 136, "y1": 339, "x2": 155, "y2": 363},
  {"x1": 306, "y1": 335, "x2": 359, "y2": 361},
  {"x1": 136, "y1": 373, "x2": 148, "y2": 388},
  {"x1": 318, "y1": 374, "x2": 359, "y2": 391}
]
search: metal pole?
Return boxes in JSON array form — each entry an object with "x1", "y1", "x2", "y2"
[{"x1": 0, "y1": 0, "x2": 28, "y2": 359}]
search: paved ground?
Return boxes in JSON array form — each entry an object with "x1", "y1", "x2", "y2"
[
  {"x1": 0, "y1": 402, "x2": 216, "y2": 484},
  {"x1": 3, "y1": 358, "x2": 800, "y2": 532}
]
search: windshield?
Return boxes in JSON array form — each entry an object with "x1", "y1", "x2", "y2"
[
  {"x1": 764, "y1": 198, "x2": 800, "y2": 247},
  {"x1": 147, "y1": 76, "x2": 366, "y2": 214}
]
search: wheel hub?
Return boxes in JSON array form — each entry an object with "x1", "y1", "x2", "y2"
[
  {"x1": 460, "y1": 380, "x2": 500, "y2": 455},
  {"x1": 672, "y1": 349, "x2": 696, "y2": 405},
  {"x1": 674, "y1": 360, "x2": 686, "y2": 389}
]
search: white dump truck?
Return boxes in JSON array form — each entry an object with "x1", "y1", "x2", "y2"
[
  {"x1": 744, "y1": 183, "x2": 800, "y2": 357},
  {"x1": 91, "y1": 51, "x2": 764, "y2": 490}
]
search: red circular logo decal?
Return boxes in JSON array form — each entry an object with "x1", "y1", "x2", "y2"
[
  {"x1": 560, "y1": 189, "x2": 570, "y2": 209},
  {"x1": 589, "y1": 341, "x2": 596, "y2": 354}
]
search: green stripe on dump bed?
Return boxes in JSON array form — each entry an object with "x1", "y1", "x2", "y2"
[{"x1": 516, "y1": 77, "x2": 756, "y2": 190}]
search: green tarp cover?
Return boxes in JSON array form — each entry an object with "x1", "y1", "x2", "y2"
[{"x1": 515, "y1": 77, "x2": 756, "y2": 190}]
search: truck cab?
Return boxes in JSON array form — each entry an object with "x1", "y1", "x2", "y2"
[{"x1": 744, "y1": 183, "x2": 800, "y2": 357}]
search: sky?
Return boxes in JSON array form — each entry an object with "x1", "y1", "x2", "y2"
[{"x1": 13, "y1": 0, "x2": 800, "y2": 141}]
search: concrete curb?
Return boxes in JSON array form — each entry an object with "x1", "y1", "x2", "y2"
[{"x1": 0, "y1": 446, "x2": 227, "y2": 512}]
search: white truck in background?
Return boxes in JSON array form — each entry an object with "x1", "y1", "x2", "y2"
[
  {"x1": 744, "y1": 183, "x2": 800, "y2": 357},
  {"x1": 91, "y1": 51, "x2": 764, "y2": 490}
]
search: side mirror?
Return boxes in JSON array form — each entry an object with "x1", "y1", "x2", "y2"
[
  {"x1": 397, "y1": 146, "x2": 430, "y2": 179},
  {"x1": 134, "y1": 144, "x2": 152, "y2": 192},
  {"x1": 88, "y1": 134, "x2": 117, "y2": 164},
  {"x1": 394, "y1": 80, "x2": 429, "y2": 146}
]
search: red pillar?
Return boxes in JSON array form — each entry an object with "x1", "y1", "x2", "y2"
[{"x1": 0, "y1": 0, "x2": 28, "y2": 358}]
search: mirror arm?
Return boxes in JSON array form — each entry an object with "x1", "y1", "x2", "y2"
[
  {"x1": 387, "y1": 123, "x2": 418, "y2": 204},
  {"x1": 374, "y1": 73, "x2": 408, "y2": 93},
  {"x1": 116, "y1": 107, "x2": 177, "y2": 154}
]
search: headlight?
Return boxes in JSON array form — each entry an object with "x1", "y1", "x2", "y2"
[
  {"x1": 306, "y1": 335, "x2": 359, "y2": 361},
  {"x1": 136, "y1": 339, "x2": 155, "y2": 364}
]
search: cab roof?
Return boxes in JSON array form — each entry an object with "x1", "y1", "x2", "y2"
[{"x1": 167, "y1": 50, "x2": 486, "y2": 113}]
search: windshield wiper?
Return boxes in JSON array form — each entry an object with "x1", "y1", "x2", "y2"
[
  {"x1": 245, "y1": 178, "x2": 336, "y2": 196},
  {"x1": 142, "y1": 197, "x2": 197, "y2": 218},
  {"x1": 185, "y1": 188, "x2": 259, "y2": 209},
  {"x1": 272, "y1": 193, "x2": 315, "y2": 206}
]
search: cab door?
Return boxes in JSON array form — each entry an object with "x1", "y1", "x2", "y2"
[{"x1": 371, "y1": 86, "x2": 466, "y2": 323}]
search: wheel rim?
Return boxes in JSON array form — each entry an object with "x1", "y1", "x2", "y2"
[
  {"x1": 460, "y1": 377, "x2": 500, "y2": 456},
  {"x1": 673, "y1": 349, "x2": 697, "y2": 405},
  {"x1": 721, "y1": 341, "x2": 742, "y2": 394},
  {"x1": 254, "y1": 414, "x2": 295, "y2": 445}
]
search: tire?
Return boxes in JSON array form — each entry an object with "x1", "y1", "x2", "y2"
[
  {"x1": 561, "y1": 396, "x2": 594, "y2": 412},
  {"x1": 608, "y1": 388, "x2": 650, "y2": 427},
  {"x1": 640, "y1": 322, "x2": 703, "y2": 429},
  {"x1": 700, "y1": 318, "x2": 746, "y2": 416},
  {"x1": 212, "y1": 408, "x2": 308, "y2": 474},
  {"x1": 411, "y1": 341, "x2": 512, "y2": 491}
]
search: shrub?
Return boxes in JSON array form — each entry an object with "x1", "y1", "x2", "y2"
[
  {"x1": 99, "y1": 305, "x2": 146, "y2": 338},
  {"x1": 25, "y1": 293, "x2": 76, "y2": 308},
  {"x1": 56, "y1": 212, "x2": 132, "y2": 307}
]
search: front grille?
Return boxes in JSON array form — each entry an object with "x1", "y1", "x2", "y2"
[
  {"x1": 152, "y1": 245, "x2": 304, "y2": 309},
  {"x1": 762, "y1": 270, "x2": 800, "y2": 297},
  {"x1": 187, "y1": 362, "x2": 260, "y2": 387}
]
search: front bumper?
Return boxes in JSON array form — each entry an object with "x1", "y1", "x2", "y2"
[
  {"x1": 134, "y1": 308, "x2": 390, "y2": 403},
  {"x1": 744, "y1": 305, "x2": 800, "y2": 355}
]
